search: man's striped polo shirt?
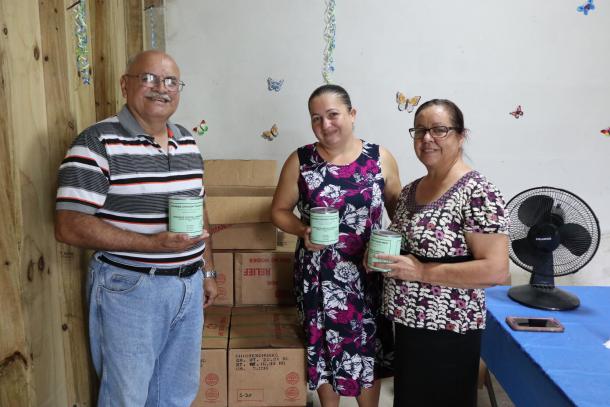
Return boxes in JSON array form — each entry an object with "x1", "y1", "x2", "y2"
[{"x1": 56, "y1": 105, "x2": 205, "y2": 265}]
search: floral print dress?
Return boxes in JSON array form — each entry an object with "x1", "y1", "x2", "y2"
[
  {"x1": 295, "y1": 141, "x2": 391, "y2": 396},
  {"x1": 383, "y1": 170, "x2": 509, "y2": 333}
]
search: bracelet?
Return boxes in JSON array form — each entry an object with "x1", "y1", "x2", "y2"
[{"x1": 203, "y1": 270, "x2": 217, "y2": 279}]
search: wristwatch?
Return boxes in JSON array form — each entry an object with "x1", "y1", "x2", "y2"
[{"x1": 203, "y1": 270, "x2": 217, "y2": 279}]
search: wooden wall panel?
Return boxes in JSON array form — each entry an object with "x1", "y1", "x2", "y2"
[
  {"x1": 0, "y1": 0, "x2": 145, "y2": 405},
  {"x1": 0, "y1": 0, "x2": 63, "y2": 406},
  {"x1": 144, "y1": 0, "x2": 163, "y2": 6},
  {"x1": 39, "y1": 0, "x2": 98, "y2": 405},
  {"x1": 91, "y1": 0, "x2": 127, "y2": 121},
  {"x1": 0, "y1": 2, "x2": 30, "y2": 406},
  {"x1": 0, "y1": 353, "x2": 29, "y2": 407},
  {"x1": 125, "y1": 0, "x2": 144, "y2": 60},
  {"x1": 65, "y1": 0, "x2": 97, "y2": 131}
]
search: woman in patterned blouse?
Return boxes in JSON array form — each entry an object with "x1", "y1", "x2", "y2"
[
  {"x1": 271, "y1": 84, "x2": 401, "y2": 407},
  {"x1": 371, "y1": 99, "x2": 510, "y2": 407}
]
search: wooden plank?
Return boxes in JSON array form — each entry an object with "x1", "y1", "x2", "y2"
[
  {"x1": 38, "y1": 1, "x2": 98, "y2": 406},
  {"x1": 0, "y1": 353, "x2": 29, "y2": 407},
  {"x1": 1, "y1": 0, "x2": 144, "y2": 404},
  {"x1": 62, "y1": 0, "x2": 99, "y2": 401},
  {"x1": 91, "y1": 0, "x2": 127, "y2": 121},
  {"x1": 0, "y1": 2, "x2": 30, "y2": 406},
  {"x1": 125, "y1": 0, "x2": 144, "y2": 60},
  {"x1": 65, "y1": 0, "x2": 97, "y2": 131},
  {"x1": 144, "y1": 0, "x2": 163, "y2": 8},
  {"x1": 0, "y1": 0, "x2": 66, "y2": 406}
]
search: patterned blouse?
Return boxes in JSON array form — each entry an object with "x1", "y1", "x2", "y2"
[{"x1": 383, "y1": 170, "x2": 509, "y2": 333}]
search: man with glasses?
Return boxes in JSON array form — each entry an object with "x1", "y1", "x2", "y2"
[{"x1": 55, "y1": 50, "x2": 217, "y2": 406}]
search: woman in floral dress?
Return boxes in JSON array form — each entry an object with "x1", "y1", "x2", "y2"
[
  {"x1": 370, "y1": 99, "x2": 510, "y2": 407},
  {"x1": 271, "y1": 84, "x2": 401, "y2": 406}
]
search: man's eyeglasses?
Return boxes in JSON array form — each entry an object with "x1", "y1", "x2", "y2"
[
  {"x1": 125, "y1": 73, "x2": 185, "y2": 93},
  {"x1": 408, "y1": 126, "x2": 459, "y2": 140}
]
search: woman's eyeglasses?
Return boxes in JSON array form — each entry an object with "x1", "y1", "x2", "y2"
[{"x1": 408, "y1": 126, "x2": 459, "y2": 140}]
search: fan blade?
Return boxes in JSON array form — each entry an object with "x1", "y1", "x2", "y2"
[
  {"x1": 512, "y1": 238, "x2": 551, "y2": 269},
  {"x1": 517, "y1": 195, "x2": 554, "y2": 227},
  {"x1": 559, "y1": 223, "x2": 592, "y2": 257}
]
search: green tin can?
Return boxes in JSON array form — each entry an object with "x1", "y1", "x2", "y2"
[
  {"x1": 368, "y1": 229, "x2": 402, "y2": 272},
  {"x1": 168, "y1": 196, "x2": 203, "y2": 237},
  {"x1": 310, "y1": 207, "x2": 339, "y2": 245}
]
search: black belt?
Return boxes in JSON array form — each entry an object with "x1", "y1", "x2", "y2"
[{"x1": 99, "y1": 255, "x2": 202, "y2": 277}]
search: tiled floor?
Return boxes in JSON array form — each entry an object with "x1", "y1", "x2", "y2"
[{"x1": 308, "y1": 372, "x2": 514, "y2": 406}]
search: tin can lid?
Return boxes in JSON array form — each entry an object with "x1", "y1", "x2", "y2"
[
  {"x1": 169, "y1": 195, "x2": 203, "y2": 200},
  {"x1": 311, "y1": 206, "x2": 338, "y2": 213},
  {"x1": 373, "y1": 229, "x2": 401, "y2": 237}
]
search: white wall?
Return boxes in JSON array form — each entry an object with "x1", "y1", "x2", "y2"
[{"x1": 166, "y1": 0, "x2": 610, "y2": 285}]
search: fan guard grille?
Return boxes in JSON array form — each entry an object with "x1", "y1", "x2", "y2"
[{"x1": 506, "y1": 186, "x2": 600, "y2": 276}]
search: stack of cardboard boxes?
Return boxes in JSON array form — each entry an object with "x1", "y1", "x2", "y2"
[{"x1": 193, "y1": 160, "x2": 305, "y2": 407}]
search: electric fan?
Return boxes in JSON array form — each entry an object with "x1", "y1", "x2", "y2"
[{"x1": 506, "y1": 187, "x2": 600, "y2": 310}]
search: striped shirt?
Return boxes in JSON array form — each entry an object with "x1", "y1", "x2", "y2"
[{"x1": 56, "y1": 105, "x2": 205, "y2": 265}]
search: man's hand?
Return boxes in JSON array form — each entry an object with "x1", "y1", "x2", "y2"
[
  {"x1": 55, "y1": 210, "x2": 209, "y2": 253},
  {"x1": 151, "y1": 230, "x2": 208, "y2": 252},
  {"x1": 203, "y1": 277, "x2": 218, "y2": 309}
]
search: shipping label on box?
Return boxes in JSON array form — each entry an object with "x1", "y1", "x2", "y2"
[
  {"x1": 234, "y1": 252, "x2": 295, "y2": 305},
  {"x1": 211, "y1": 223, "x2": 277, "y2": 250},
  {"x1": 212, "y1": 252, "x2": 233, "y2": 306},
  {"x1": 228, "y1": 348, "x2": 306, "y2": 406},
  {"x1": 193, "y1": 306, "x2": 231, "y2": 407},
  {"x1": 228, "y1": 306, "x2": 306, "y2": 406}
]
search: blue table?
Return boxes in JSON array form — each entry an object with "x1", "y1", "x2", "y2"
[{"x1": 482, "y1": 286, "x2": 610, "y2": 407}]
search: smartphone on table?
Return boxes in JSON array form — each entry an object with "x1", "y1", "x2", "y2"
[{"x1": 505, "y1": 316, "x2": 564, "y2": 333}]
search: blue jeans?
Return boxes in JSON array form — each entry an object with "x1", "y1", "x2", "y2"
[{"x1": 87, "y1": 254, "x2": 204, "y2": 407}]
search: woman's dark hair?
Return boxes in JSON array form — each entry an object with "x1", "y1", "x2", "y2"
[
  {"x1": 308, "y1": 84, "x2": 352, "y2": 111},
  {"x1": 414, "y1": 99, "x2": 465, "y2": 133}
]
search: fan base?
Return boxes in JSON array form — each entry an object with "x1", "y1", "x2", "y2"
[{"x1": 507, "y1": 285, "x2": 580, "y2": 310}]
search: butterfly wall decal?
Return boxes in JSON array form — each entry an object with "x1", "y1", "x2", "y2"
[
  {"x1": 601, "y1": 128, "x2": 610, "y2": 136},
  {"x1": 577, "y1": 0, "x2": 595, "y2": 15},
  {"x1": 509, "y1": 105, "x2": 524, "y2": 119},
  {"x1": 267, "y1": 77, "x2": 284, "y2": 92},
  {"x1": 261, "y1": 124, "x2": 279, "y2": 141},
  {"x1": 396, "y1": 92, "x2": 421, "y2": 113},
  {"x1": 193, "y1": 119, "x2": 208, "y2": 135}
]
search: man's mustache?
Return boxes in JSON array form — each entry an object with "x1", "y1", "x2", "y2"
[{"x1": 145, "y1": 91, "x2": 171, "y2": 102}]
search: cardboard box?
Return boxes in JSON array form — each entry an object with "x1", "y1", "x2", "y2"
[
  {"x1": 204, "y1": 160, "x2": 277, "y2": 225},
  {"x1": 276, "y1": 230, "x2": 298, "y2": 253},
  {"x1": 212, "y1": 252, "x2": 234, "y2": 306},
  {"x1": 204, "y1": 160, "x2": 277, "y2": 187},
  {"x1": 205, "y1": 187, "x2": 275, "y2": 225},
  {"x1": 228, "y1": 306, "x2": 306, "y2": 407},
  {"x1": 234, "y1": 252, "x2": 295, "y2": 305},
  {"x1": 193, "y1": 306, "x2": 231, "y2": 407},
  {"x1": 211, "y1": 223, "x2": 277, "y2": 250}
]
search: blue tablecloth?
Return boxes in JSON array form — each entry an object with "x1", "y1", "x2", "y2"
[{"x1": 482, "y1": 286, "x2": 610, "y2": 407}]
